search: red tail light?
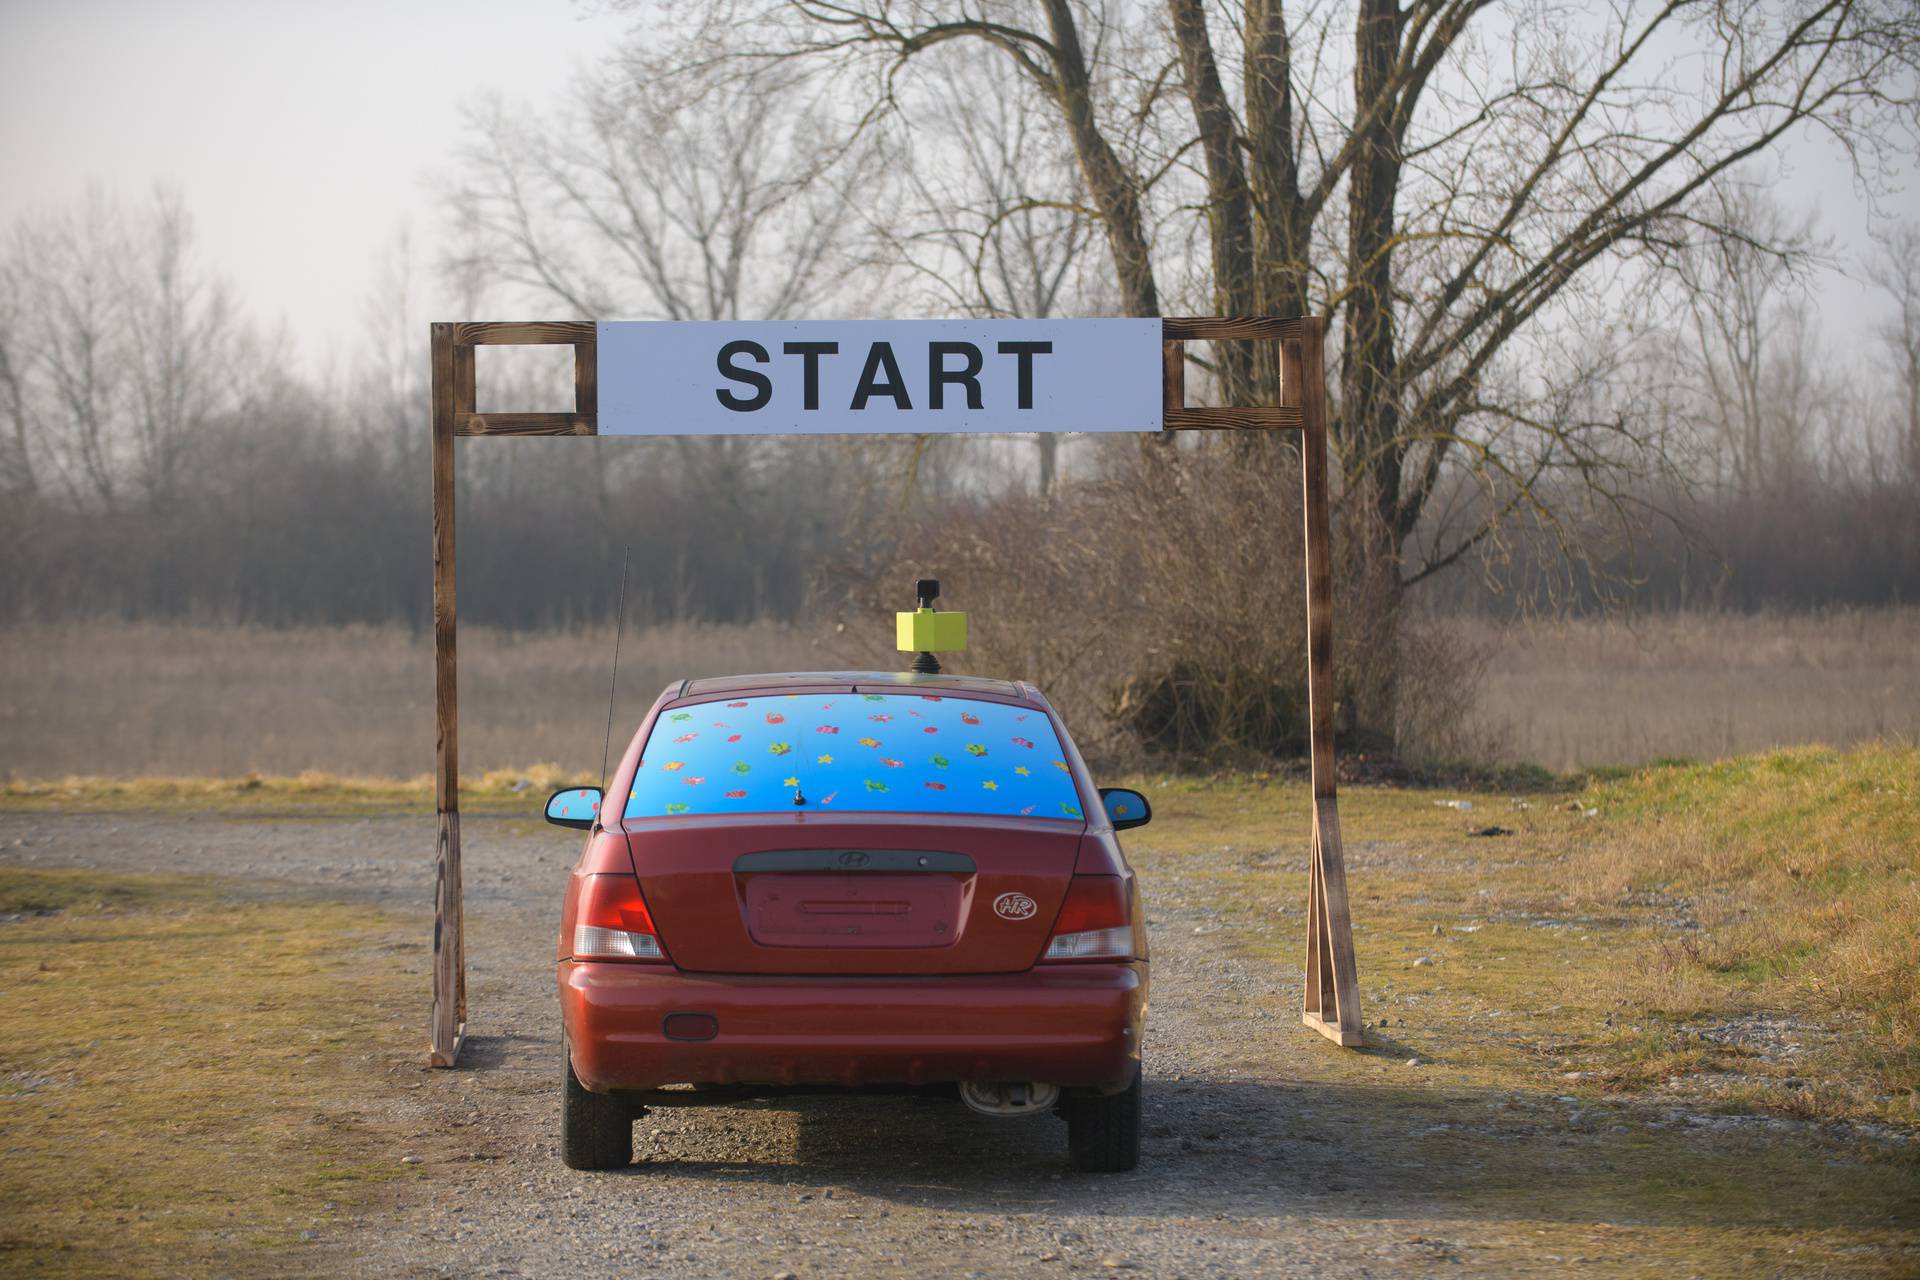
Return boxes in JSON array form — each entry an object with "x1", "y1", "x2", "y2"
[
  {"x1": 1041, "y1": 875, "x2": 1132, "y2": 961},
  {"x1": 572, "y1": 874, "x2": 669, "y2": 962}
]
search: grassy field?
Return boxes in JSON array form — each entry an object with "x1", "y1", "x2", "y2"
[
  {"x1": 1146, "y1": 742, "x2": 1918, "y2": 1130},
  {"x1": 0, "y1": 867, "x2": 424, "y2": 1277},
  {"x1": 3, "y1": 611, "x2": 1917, "y2": 780},
  {"x1": 1, "y1": 743, "x2": 1914, "y2": 1272}
]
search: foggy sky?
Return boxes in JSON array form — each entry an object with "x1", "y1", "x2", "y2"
[
  {"x1": 0, "y1": 0, "x2": 622, "y2": 370},
  {"x1": 2, "y1": 0, "x2": 1910, "y2": 372}
]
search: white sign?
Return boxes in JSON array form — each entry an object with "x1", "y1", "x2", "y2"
[{"x1": 595, "y1": 319, "x2": 1162, "y2": 436}]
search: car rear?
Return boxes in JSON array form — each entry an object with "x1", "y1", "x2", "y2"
[{"x1": 556, "y1": 679, "x2": 1149, "y2": 1169}]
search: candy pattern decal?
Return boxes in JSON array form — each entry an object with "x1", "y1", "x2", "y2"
[{"x1": 624, "y1": 693, "x2": 1083, "y2": 821}]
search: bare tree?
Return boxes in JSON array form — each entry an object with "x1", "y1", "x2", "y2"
[
  {"x1": 7, "y1": 195, "x2": 128, "y2": 509},
  {"x1": 1677, "y1": 186, "x2": 1825, "y2": 493},
  {"x1": 116, "y1": 193, "x2": 259, "y2": 512},
  {"x1": 687, "y1": 0, "x2": 1917, "y2": 584},
  {"x1": 447, "y1": 54, "x2": 864, "y2": 323},
  {"x1": 874, "y1": 47, "x2": 1105, "y2": 494},
  {"x1": 0, "y1": 190, "x2": 259, "y2": 513},
  {"x1": 0, "y1": 259, "x2": 35, "y2": 497},
  {"x1": 445, "y1": 51, "x2": 888, "y2": 533},
  {"x1": 1869, "y1": 222, "x2": 1920, "y2": 482}
]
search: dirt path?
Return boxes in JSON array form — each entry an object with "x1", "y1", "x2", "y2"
[{"x1": 4, "y1": 810, "x2": 1912, "y2": 1278}]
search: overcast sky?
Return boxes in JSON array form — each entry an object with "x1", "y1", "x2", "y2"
[
  {"x1": 2, "y1": 0, "x2": 1911, "y2": 374},
  {"x1": 0, "y1": 0, "x2": 624, "y2": 370}
]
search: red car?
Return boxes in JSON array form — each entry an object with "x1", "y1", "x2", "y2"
[{"x1": 545, "y1": 671, "x2": 1152, "y2": 1172}]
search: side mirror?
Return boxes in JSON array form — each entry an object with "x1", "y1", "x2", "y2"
[
  {"x1": 1099, "y1": 787, "x2": 1151, "y2": 831},
  {"x1": 545, "y1": 786, "x2": 603, "y2": 830}
]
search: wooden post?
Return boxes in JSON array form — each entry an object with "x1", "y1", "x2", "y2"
[
  {"x1": 1292, "y1": 319, "x2": 1364, "y2": 1046},
  {"x1": 429, "y1": 322, "x2": 466, "y2": 1068},
  {"x1": 1156, "y1": 316, "x2": 1363, "y2": 1047}
]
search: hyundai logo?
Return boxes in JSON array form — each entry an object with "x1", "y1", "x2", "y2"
[{"x1": 836, "y1": 850, "x2": 870, "y2": 868}]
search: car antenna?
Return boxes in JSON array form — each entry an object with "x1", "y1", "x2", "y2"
[{"x1": 599, "y1": 546, "x2": 630, "y2": 793}]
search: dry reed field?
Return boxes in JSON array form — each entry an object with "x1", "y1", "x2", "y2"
[
  {"x1": 1, "y1": 610, "x2": 1915, "y2": 779},
  {"x1": 0, "y1": 620, "x2": 848, "y2": 779},
  {"x1": 1448, "y1": 608, "x2": 1920, "y2": 771}
]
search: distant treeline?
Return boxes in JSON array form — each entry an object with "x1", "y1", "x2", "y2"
[
  {"x1": 0, "y1": 428, "x2": 910, "y2": 630},
  {"x1": 2, "y1": 191, "x2": 1917, "y2": 638},
  {"x1": 1423, "y1": 475, "x2": 1920, "y2": 617},
  {"x1": 5, "y1": 431, "x2": 1918, "y2": 631}
]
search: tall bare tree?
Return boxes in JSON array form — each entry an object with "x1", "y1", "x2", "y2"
[
  {"x1": 874, "y1": 47, "x2": 1105, "y2": 494},
  {"x1": 447, "y1": 51, "x2": 887, "y2": 526},
  {"x1": 447, "y1": 54, "x2": 863, "y2": 323},
  {"x1": 1869, "y1": 222, "x2": 1920, "y2": 482},
  {"x1": 694, "y1": 0, "x2": 1917, "y2": 582},
  {"x1": 1677, "y1": 187, "x2": 1825, "y2": 493},
  {"x1": 0, "y1": 190, "x2": 257, "y2": 513}
]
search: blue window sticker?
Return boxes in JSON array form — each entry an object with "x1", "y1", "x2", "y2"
[{"x1": 624, "y1": 693, "x2": 1082, "y2": 821}]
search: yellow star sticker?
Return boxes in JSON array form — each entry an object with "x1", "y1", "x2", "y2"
[
  {"x1": 817, "y1": 754, "x2": 833, "y2": 764},
  {"x1": 1014, "y1": 766, "x2": 1031, "y2": 776},
  {"x1": 982, "y1": 780, "x2": 998, "y2": 790},
  {"x1": 783, "y1": 776, "x2": 800, "y2": 788}
]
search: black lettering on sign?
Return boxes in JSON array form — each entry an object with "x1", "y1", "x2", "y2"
[
  {"x1": 851, "y1": 341, "x2": 911, "y2": 410},
  {"x1": 782, "y1": 341, "x2": 838, "y2": 411},
  {"x1": 715, "y1": 340, "x2": 772, "y2": 411},
  {"x1": 996, "y1": 341, "x2": 1052, "y2": 409},
  {"x1": 928, "y1": 341, "x2": 984, "y2": 410}
]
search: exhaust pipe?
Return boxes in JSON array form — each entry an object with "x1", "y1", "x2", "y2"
[{"x1": 958, "y1": 1081, "x2": 1060, "y2": 1117}]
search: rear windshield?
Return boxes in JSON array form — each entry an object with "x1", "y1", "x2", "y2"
[{"x1": 624, "y1": 692, "x2": 1084, "y2": 821}]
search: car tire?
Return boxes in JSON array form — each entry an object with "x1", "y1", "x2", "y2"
[
  {"x1": 1064, "y1": 1069, "x2": 1141, "y2": 1172},
  {"x1": 562, "y1": 1055, "x2": 633, "y2": 1170}
]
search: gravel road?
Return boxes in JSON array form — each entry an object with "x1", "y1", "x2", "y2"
[{"x1": 4, "y1": 809, "x2": 1908, "y2": 1278}]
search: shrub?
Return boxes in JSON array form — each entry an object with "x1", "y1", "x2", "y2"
[{"x1": 825, "y1": 441, "x2": 1483, "y2": 767}]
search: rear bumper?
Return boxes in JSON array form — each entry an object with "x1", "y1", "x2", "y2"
[{"x1": 561, "y1": 960, "x2": 1147, "y2": 1094}]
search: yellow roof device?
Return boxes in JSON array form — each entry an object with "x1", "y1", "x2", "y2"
[{"x1": 897, "y1": 578, "x2": 967, "y2": 675}]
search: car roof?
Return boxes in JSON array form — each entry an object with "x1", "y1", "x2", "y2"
[{"x1": 673, "y1": 670, "x2": 1035, "y2": 703}]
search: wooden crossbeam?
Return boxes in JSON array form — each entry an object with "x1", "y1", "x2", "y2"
[{"x1": 425, "y1": 315, "x2": 1364, "y2": 1067}]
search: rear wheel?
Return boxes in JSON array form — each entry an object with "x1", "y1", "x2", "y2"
[
  {"x1": 1063, "y1": 1069, "x2": 1140, "y2": 1172},
  {"x1": 562, "y1": 1055, "x2": 632, "y2": 1170}
]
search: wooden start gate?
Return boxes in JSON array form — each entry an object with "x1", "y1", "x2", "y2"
[{"x1": 427, "y1": 315, "x2": 1363, "y2": 1067}]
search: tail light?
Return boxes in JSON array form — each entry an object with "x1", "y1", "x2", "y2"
[
  {"x1": 572, "y1": 874, "x2": 669, "y2": 962},
  {"x1": 1041, "y1": 875, "x2": 1132, "y2": 962}
]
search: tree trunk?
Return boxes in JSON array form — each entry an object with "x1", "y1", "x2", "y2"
[
  {"x1": 1043, "y1": 1, "x2": 1158, "y2": 319},
  {"x1": 1342, "y1": 0, "x2": 1407, "y2": 544},
  {"x1": 1244, "y1": 0, "x2": 1307, "y2": 405},
  {"x1": 1168, "y1": 0, "x2": 1255, "y2": 405}
]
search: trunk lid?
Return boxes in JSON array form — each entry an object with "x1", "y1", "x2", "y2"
[{"x1": 621, "y1": 813, "x2": 1083, "y2": 975}]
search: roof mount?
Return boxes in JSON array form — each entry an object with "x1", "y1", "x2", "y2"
[{"x1": 896, "y1": 577, "x2": 967, "y2": 676}]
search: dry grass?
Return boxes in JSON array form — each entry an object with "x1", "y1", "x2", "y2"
[
  {"x1": 0, "y1": 866, "x2": 423, "y2": 1276},
  {"x1": 1568, "y1": 744, "x2": 1920, "y2": 1108},
  {"x1": 0, "y1": 619, "x2": 845, "y2": 779},
  {"x1": 1135, "y1": 740, "x2": 1919, "y2": 1131},
  {"x1": 1, "y1": 747, "x2": 1913, "y2": 1266},
  {"x1": 1446, "y1": 608, "x2": 1920, "y2": 770}
]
